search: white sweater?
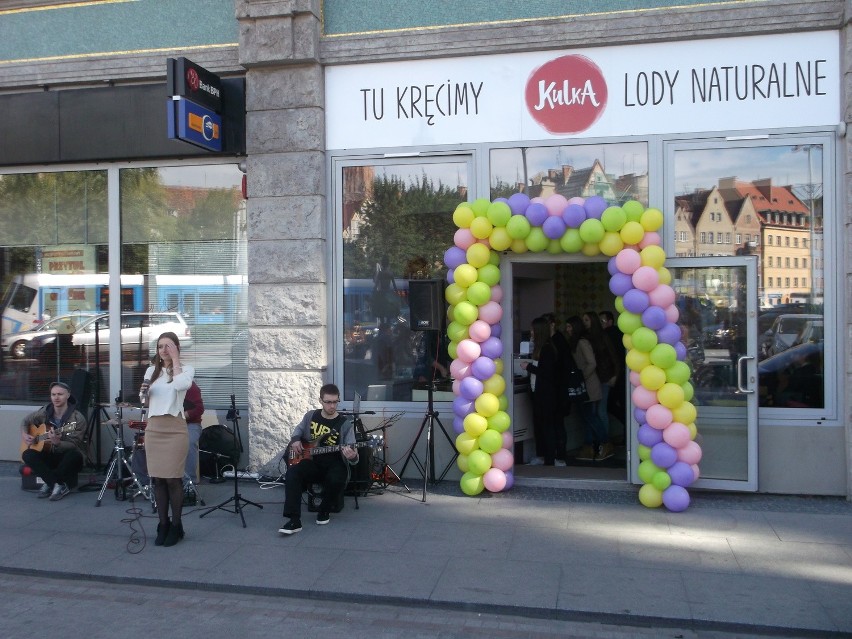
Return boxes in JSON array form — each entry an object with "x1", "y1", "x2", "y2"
[{"x1": 144, "y1": 364, "x2": 195, "y2": 418}]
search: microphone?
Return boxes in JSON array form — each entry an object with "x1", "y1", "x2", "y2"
[{"x1": 140, "y1": 378, "x2": 151, "y2": 405}]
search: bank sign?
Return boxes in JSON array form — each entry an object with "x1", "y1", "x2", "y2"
[
  {"x1": 166, "y1": 57, "x2": 223, "y2": 152},
  {"x1": 325, "y1": 31, "x2": 839, "y2": 149}
]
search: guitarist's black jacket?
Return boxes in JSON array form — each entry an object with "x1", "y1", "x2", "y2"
[{"x1": 21, "y1": 395, "x2": 87, "y2": 458}]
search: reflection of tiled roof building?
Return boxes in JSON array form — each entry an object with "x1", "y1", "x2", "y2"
[{"x1": 524, "y1": 160, "x2": 627, "y2": 203}]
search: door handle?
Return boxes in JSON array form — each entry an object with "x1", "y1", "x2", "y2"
[{"x1": 736, "y1": 355, "x2": 755, "y2": 394}]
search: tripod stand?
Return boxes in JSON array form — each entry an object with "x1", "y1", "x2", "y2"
[
  {"x1": 200, "y1": 395, "x2": 262, "y2": 527},
  {"x1": 398, "y1": 382, "x2": 457, "y2": 502},
  {"x1": 95, "y1": 395, "x2": 153, "y2": 510}
]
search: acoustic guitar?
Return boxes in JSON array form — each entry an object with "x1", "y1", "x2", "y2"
[
  {"x1": 286, "y1": 438, "x2": 377, "y2": 467},
  {"x1": 20, "y1": 421, "x2": 78, "y2": 459}
]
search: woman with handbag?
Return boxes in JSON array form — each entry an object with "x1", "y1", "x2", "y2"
[{"x1": 566, "y1": 316, "x2": 611, "y2": 462}]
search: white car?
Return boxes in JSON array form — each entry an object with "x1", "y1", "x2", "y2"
[{"x1": 2, "y1": 313, "x2": 100, "y2": 359}]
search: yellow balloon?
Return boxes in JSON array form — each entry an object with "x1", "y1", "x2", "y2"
[
  {"x1": 619, "y1": 220, "x2": 645, "y2": 245},
  {"x1": 445, "y1": 283, "x2": 467, "y2": 306},
  {"x1": 686, "y1": 422, "x2": 698, "y2": 439},
  {"x1": 483, "y1": 374, "x2": 506, "y2": 396},
  {"x1": 581, "y1": 242, "x2": 601, "y2": 256},
  {"x1": 511, "y1": 238, "x2": 529, "y2": 253},
  {"x1": 453, "y1": 203, "x2": 475, "y2": 228},
  {"x1": 657, "y1": 266, "x2": 672, "y2": 285},
  {"x1": 657, "y1": 382, "x2": 685, "y2": 409},
  {"x1": 599, "y1": 231, "x2": 625, "y2": 256},
  {"x1": 671, "y1": 401, "x2": 697, "y2": 425},
  {"x1": 640, "y1": 245, "x2": 666, "y2": 269},
  {"x1": 493, "y1": 358, "x2": 504, "y2": 375},
  {"x1": 638, "y1": 483, "x2": 663, "y2": 508},
  {"x1": 639, "y1": 365, "x2": 667, "y2": 391},
  {"x1": 626, "y1": 348, "x2": 651, "y2": 372},
  {"x1": 457, "y1": 453, "x2": 469, "y2": 473},
  {"x1": 456, "y1": 432, "x2": 479, "y2": 456},
  {"x1": 463, "y1": 412, "x2": 488, "y2": 437},
  {"x1": 622, "y1": 333, "x2": 633, "y2": 350},
  {"x1": 470, "y1": 216, "x2": 494, "y2": 240},
  {"x1": 454, "y1": 264, "x2": 478, "y2": 288},
  {"x1": 640, "y1": 208, "x2": 664, "y2": 232},
  {"x1": 475, "y1": 392, "x2": 500, "y2": 417},
  {"x1": 489, "y1": 227, "x2": 513, "y2": 251},
  {"x1": 466, "y1": 243, "x2": 491, "y2": 268}
]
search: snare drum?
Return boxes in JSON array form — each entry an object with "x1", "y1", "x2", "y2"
[{"x1": 128, "y1": 420, "x2": 147, "y2": 431}]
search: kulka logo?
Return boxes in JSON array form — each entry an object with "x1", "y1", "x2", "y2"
[
  {"x1": 186, "y1": 68, "x2": 200, "y2": 92},
  {"x1": 525, "y1": 55, "x2": 608, "y2": 134}
]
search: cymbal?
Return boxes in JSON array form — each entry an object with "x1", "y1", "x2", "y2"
[{"x1": 97, "y1": 402, "x2": 135, "y2": 408}]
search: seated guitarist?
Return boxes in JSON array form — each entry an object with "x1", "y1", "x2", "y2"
[
  {"x1": 279, "y1": 383, "x2": 358, "y2": 535},
  {"x1": 20, "y1": 381, "x2": 87, "y2": 501}
]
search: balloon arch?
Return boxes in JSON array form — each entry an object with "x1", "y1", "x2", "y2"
[{"x1": 443, "y1": 194, "x2": 702, "y2": 512}]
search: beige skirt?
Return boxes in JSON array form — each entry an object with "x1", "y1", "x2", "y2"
[{"x1": 145, "y1": 415, "x2": 188, "y2": 479}]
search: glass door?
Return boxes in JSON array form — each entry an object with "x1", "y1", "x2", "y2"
[{"x1": 634, "y1": 256, "x2": 759, "y2": 490}]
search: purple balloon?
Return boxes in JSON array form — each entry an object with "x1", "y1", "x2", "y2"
[
  {"x1": 637, "y1": 423, "x2": 664, "y2": 447},
  {"x1": 525, "y1": 202, "x2": 548, "y2": 226},
  {"x1": 609, "y1": 273, "x2": 634, "y2": 297},
  {"x1": 641, "y1": 305, "x2": 667, "y2": 330},
  {"x1": 452, "y1": 396, "x2": 475, "y2": 417},
  {"x1": 668, "y1": 461, "x2": 695, "y2": 487},
  {"x1": 508, "y1": 192, "x2": 531, "y2": 216},
  {"x1": 470, "y1": 356, "x2": 497, "y2": 381},
  {"x1": 674, "y1": 341, "x2": 688, "y2": 360},
  {"x1": 444, "y1": 246, "x2": 466, "y2": 269},
  {"x1": 623, "y1": 289, "x2": 650, "y2": 314},
  {"x1": 607, "y1": 256, "x2": 620, "y2": 276},
  {"x1": 452, "y1": 416, "x2": 465, "y2": 435},
  {"x1": 633, "y1": 407, "x2": 647, "y2": 424},
  {"x1": 650, "y1": 442, "x2": 678, "y2": 468},
  {"x1": 584, "y1": 195, "x2": 608, "y2": 219},
  {"x1": 446, "y1": 269, "x2": 455, "y2": 284},
  {"x1": 656, "y1": 322, "x2": 682, "y2": 345},
  {"x1": 503, "y1": 470, "x2": 515, "y2": 490},
  {"x1": 542, "y1": 216, "x2": 567, "y2": 239},
  {"x1": 490, "y1": 323, "x2": 502, "y2": 338},
  {"x1": 460, "y1": 376, "x2": 484, "y2": 400},
  {"x1": 662, "y1": 485, "x2": 691, "y2": 512},
  {"x1": 562, "y1": 203, "x2": 587, "y2": 228},
  {"x1": 494, "y1": 197, "x2": 509, "y2": 204},
  {"x1": 480, "y1": 336, "x2": 503, "y2": 359}
]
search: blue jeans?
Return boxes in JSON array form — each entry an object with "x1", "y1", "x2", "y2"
[
  {"x1": 184, "y1": 422, "x2": 202, "y2": 485},
  {"x1": 580, "y1": 400, "x2": 609, "y2": 446},
  {"x1": 598, "y1": 382, "x2": 612, "y2": 435}
]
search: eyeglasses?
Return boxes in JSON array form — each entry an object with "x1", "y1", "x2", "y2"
[{"x1": 321, "y1": 399, "x2": 340, "y2": 405}]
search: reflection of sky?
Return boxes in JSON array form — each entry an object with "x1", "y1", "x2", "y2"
[
  {"x1": 490, "y1": 142, "x2": 649, "y2": 186},
  {"x1": 375, "y1": 162, "x2": 469, "y2": 189},
  {"x1": 158, "y1": 164, "x2": 243, "y2": 188},
  {"x1": 673, "y1": 146, "x2": 823, "y2": 195}
]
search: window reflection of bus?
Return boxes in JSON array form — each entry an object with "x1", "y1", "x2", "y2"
[
  {"x1": 1, "y1": 273, "x2": 247, "y2": 337},
  {"x1": 0, "y1": 273, "x2": 144, "y2": 335}
]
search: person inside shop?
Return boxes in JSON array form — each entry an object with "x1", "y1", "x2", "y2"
[
  {"x1": 140, "y1": 332, "x2": 195, "y2": 547},
  {"x1": 520, "y1": 316, "x2": 565, "y2": 467},
  {"x1": 182, "y1": 380, "x2": 204, "y2": 503},
  {"x1": 279, "y1": 383, "x2": 359, "y2": 535},
  {"x1": 20, "y1": 381, "x2": 87, "y2": 501},
  {"x1": 583, "y1": 310, "x2": 619, "y2": 458},
  {"x1": 566, "y1": 316, "x2": 611, "y2": 462}
]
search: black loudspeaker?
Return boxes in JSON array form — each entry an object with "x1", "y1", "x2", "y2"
[
  {"x1": 408, "y1": 279, "x2": 443, "y2": 331},
  {"x1": 69, "y1": 368, "x2": 92, "y2": 419}
]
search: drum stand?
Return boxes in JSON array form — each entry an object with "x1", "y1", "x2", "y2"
[
  {"x1": 362, "y1": 411, "x2": 407, "y2": 492},
  {"x1": 95, "y1": 398, "x2": 154, "y2": 510}
]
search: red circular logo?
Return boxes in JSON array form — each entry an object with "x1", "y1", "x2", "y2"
[
  {"x1": 186, "y1": 68, "x2": 200, "y2": 92},
  {"x1": 525, "y1": 55, "x2": 608, "y2": 134}
]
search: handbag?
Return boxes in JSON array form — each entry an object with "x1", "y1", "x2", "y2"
[{"x1": 565, "y1": 368, "x2": 588, "y2": 399}]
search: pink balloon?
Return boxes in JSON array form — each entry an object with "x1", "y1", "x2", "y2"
[
  {"x1": 478, "y1": 301, "x2": 503, "y2": 324},
  {"x1": 545, "y1": 194, "x2": 569, "y2": 216},
  {"x1": 629, "y1": 371, "x2": 641, "y2": 387},
  {"x1": 454, "y1": 228, "x2": 476, "y2": 249},
  {"x1": 491, "y1": 448, "x2": 514, "y2": 471},
  {"x1": 489, "y1": 284, "x2": 504, "y2": 303},
  {"x1": 648, "y1": 284, "x2": 676, "y2": 308},
  {"x1": 456, "y1": 339, "x2": 481, "y2": 363},
  {"x1": 691, "y1": 463, "x2": 701, "y2": 481},
  {"x1": 452, "y1": 379, "x2": 461, "y2": 395},
  {"x1": 639, "y1": 231, "x2": 661, "y2": 248},
  {"x1": 677, "y1": 441, "x2": 703, "y2": 465},
  {"x1": 449, "y1": 359, "x2": 470, "y2": 379},
  {"x1": 615, "y1": 248, "x2": 642, "y2": 275},
  {"x1": 531, "y1": 196, "x2": 544, "y2": 204},
  {"x1": 501, "y1": 431, "x2": 514, "y2": 449},
  {"x1": 632, "y1": 266, "x2": 660, "y2": 292},
  {"x1": 662, "y1": 422, "x2": 691, "y2": 449},
  {"x1": 664, "y1": 304, "x2": 680, "y2": 323},
  {"x1": 632, "y1": 385, "x2": 658, "y2": 410},
  {"x1": 483, "y1": 467, "x2": 507, "y2": 492},
  {"x1": 646, "y1": 404, "x2": 673, "y2": 429},
  {"x1": 567, "y1": 196, "x2": 585, "y2": 206},
  {"x1": 468, "y1": 320, "x2": 491, "y2": 343}
]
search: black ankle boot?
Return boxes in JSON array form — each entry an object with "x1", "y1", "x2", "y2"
[
  {"x1": 163, "y1": 521, "x2": 183, "y2": 547},
  {"x1": 155, "y1": 520, "x2": 171, "y2": 546}
]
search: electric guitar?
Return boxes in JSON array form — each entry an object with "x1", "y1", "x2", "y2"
[
  {"x1": 286, "y1": 438, "x2": 378, "y2": 467},
  {"x1": 20, "y1": 422, "x2": 78, "y2": 458}
]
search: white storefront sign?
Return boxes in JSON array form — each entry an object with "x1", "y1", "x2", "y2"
[{"x1": 325, "y1": 31, "x2": 839, "y2": 149}]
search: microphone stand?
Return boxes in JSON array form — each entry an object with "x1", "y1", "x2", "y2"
[{"x1": 200, "y1": 394, "x2": 262, "y2": 527}]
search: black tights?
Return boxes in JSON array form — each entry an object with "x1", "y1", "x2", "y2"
[{"x1": 154, "y1": 477, "x2": 183, "y2": 528}]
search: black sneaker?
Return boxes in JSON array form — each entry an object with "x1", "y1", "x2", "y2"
[
  {"x1": 278, "y1": 519, "x2": 302, "y2": 535},
  {"x1": 316, "y1": 512, "x2": 330, "y2": 525}
]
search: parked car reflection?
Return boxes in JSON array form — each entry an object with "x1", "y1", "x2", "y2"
[{"x1": 758, "y1": 341, "x2": 823, "y2": 408}]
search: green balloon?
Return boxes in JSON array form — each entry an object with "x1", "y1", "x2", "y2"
[
  {"x1": 466, "y1": 281, "x2": 491, "y2": 306},
  {"x1": 487, "y1": 410, "x2": 511, "y2": 433},
  {"x1": 601, "y1": 206, "x2": 627, "y2": 232},
  {"x1": 632, "y1": 326, "x2": 659, "y2": 352},
  {"x1": 468, "y1": 449, "x2": 492, "y2": 475},
  {"x1": 617, "y1": 311, "x2": 643, "y2": 335},
  {"x1": 454, "y1": 301, "x2": 478, "y2": 326},
  {"x1": 447, "y1": 321, "x2": 468, "y2": 343},
  {"x1": 650, "y1": 343, "x2": 677, "y2": 369},
  {"x1": 477, "y1": 264, "x2": 501, "y2": 286},
  {"x1": 478, "y1": 429, "x2": 502, "y2": 454},
  {"x1": 652, "y1": 470, "x2": 672, "y2": 491},
  {"x1": 546, "y1": 239, "x2": 563, "y2": 254},
  {"x1": 682, "y1": 380, "x2": 694, "y2": 402},
  {"x1": 460, "y1": 471, "x2": 485, "y2": 495},
  {"x1": 525, "y1": 227, "x2": 549, "y2": 252},
  {"x1": 559, "y1": 228, "x2": 584, "y2": 253},
  {"x1": 506, "y1": 214, "x2": 531, "y2": 239},
  {"x1": 622, "y1": 199, "x2": 645, "y2": 222},
  {"x1": 666, "y1": 360, "x2": 692, "y2": 385},
  {"x1": 638, "y1": 459, "x2": 662, "y2": 484},
  {"x1": 471, "y1": 198, "x2": 491, "y2": 217},
  {"x1": 486, "y1": 201, "x2": 512, "y2": 227},
  {"x1": 578, "y1": 218, "x2": 605, "y2": 244}
]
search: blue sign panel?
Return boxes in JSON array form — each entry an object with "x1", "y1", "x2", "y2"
[{"x1": 167, "y1": 97, "x2": 222, "y2": 152}]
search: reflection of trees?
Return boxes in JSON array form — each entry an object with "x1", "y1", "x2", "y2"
[{"x1": 344, "y1": 173, "x2": 459, "y2": 279}]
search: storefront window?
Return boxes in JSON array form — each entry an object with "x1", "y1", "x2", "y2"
[
  {"x1": 672, "y1": 144, "x2": 826, "y2": 410},
  {"x1": 340, "y1": 161, "x2": 467, "y2": 401}
]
